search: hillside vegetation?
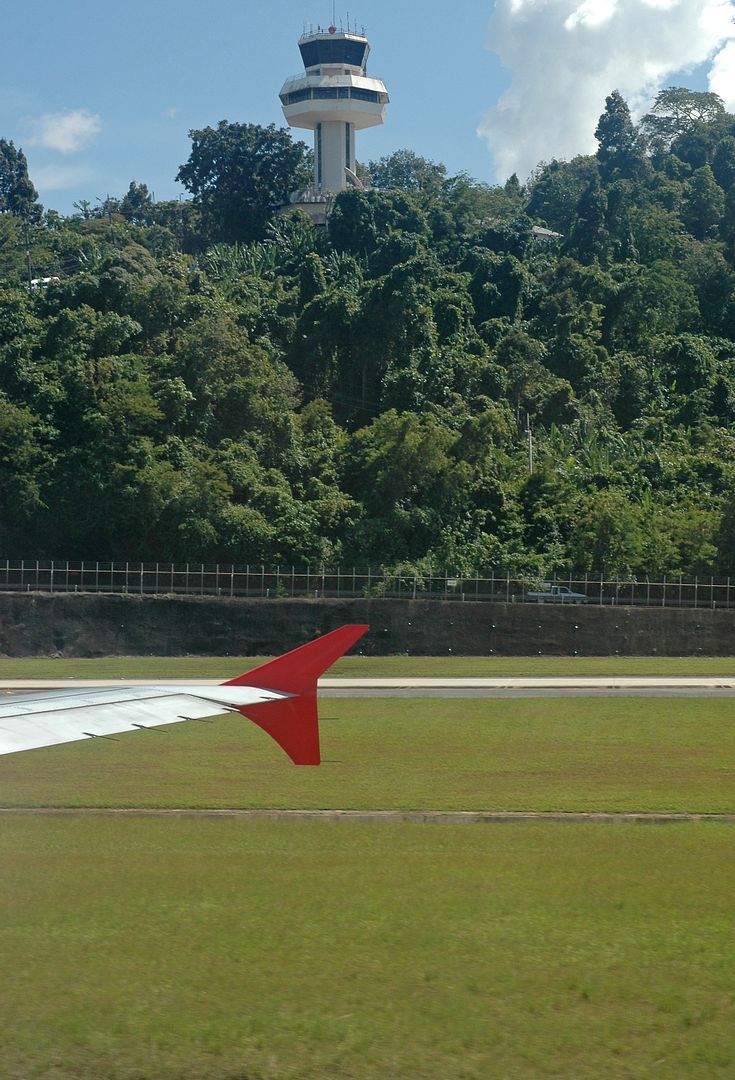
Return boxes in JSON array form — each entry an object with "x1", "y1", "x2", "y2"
[{"x1": 2, "y1": 90, "x2": 735, "y2": 577}]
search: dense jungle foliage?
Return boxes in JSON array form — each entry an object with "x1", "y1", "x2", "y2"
[{"x1": 3, "y1": 90, "x2": 735, "y2": 578}]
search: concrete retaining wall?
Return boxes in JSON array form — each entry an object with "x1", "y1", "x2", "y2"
[{"x1": 0, "y1": 592, "x2": 733, "y2": 656}]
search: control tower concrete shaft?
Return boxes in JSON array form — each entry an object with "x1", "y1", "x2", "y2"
[{"x1": 280, "y1": 25, "x2": 389, "y2": 194}]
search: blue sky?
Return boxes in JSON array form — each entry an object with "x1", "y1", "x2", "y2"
[{"x1": 1, "y1": 0, "x2": 730, "y2": 215}]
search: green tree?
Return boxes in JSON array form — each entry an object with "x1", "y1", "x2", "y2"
[
  {"x1": 344, "y1": 410, "x2": 468, "y2": 563},
  {"x1": 0, "y1": 216, "x2": 23, "y2": 279},
  {"x1": 367, "y1": 149, "x2": 447, "y2": 200},
  {"x1": 0, "y1": 140, "x2": 42, "y2": 223},
  {"x1": 328, "y1": 188, "x2": 428, "y2": 256},
  {"x1": 682, "y1": 166, "x2": 725, "y2": 240},
  {"x1": 177, "y1": 122, "x2": 312, "y2": 244},
  {"x1": 119, "y1": 181, "x2": 155, "y2": 225},
  {"x1": 526, "y1": 156, "x2": 599, "y2": 234},
  {"x1": 595, "y1": 91, "x2": 645, "y2": 183},
  {"x1": 569, "y1": 489, "x2": 645, "y2": 575},
  {"x1": 712, "y1": 136, "x2": 735, "y2": 191},
  {"x1": 640, "y1": 88, "x2": 726, "y2": 152},
  {"x1": 566, "y1": 178, "x2": 610, "y2": 263},
  {"x1": 0, "y1": 398, "x2": 46, "y2": 542}
]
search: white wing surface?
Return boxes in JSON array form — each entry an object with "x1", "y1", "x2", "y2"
[{"x1": 0, "y1": 684, "x2": 282, "y2": 756}]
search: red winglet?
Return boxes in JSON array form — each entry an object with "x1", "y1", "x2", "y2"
[{"x1": 224, "y1": 624, "x2": 369, "y2": 765}]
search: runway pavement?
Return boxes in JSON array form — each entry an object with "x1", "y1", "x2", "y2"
[{"x1": 3, "y1": 676, "x2": 735, "y2": 698}]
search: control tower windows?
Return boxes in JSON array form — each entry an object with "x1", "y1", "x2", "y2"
[
  {"x1": 281, "y1": 87, "x2": 382, "y2": 107},
  {"x1": 299, "y1": 38, "x2": 368, "y2": 70}
]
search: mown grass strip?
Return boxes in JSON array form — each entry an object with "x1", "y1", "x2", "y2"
[
  {"x1": 3, "y1": 697, "x2": 735, "y2": 813},
  {"x1": 1, "y1": 817, "x2": 734, "y2": 1080},
  {"x1": 3, "y1": 654, "x2": 735, "y2": 679}
]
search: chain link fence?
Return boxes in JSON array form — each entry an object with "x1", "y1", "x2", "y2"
[{"x1": 0, "y1": 560, "x2": 733, "y2": 609}]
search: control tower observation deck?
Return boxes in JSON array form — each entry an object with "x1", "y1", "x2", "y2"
[{"x1": 280, "y1": 25, "x2": 389, "y2": 195}]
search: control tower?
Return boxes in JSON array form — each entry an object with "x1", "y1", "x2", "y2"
[{"x1": 280, "y1": 24, "x2": 389, "y2": 195}]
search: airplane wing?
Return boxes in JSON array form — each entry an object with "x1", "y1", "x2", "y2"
[{"x1": 0, "y1": 623, "x2": 369, "y2": 766}]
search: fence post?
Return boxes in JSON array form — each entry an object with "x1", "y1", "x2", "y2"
[
  {"x1": 599, "y1": 573, "x2": 603, "y2": 606},
  {"x1": 694, "y1": 576, "x2": 698, "y2": 609},
  {"x1": 728, "y1": 577, "x2": 731, "y2": 610},
  {"x1": 662, "y1": 575, "x2": 667, "y2": 608},
  {"x1": 506, "y1": 572, "x2": 510, "y2": 604},
  {"x1": 230, "y1": 565, "x2": 235, "y2": 598}
]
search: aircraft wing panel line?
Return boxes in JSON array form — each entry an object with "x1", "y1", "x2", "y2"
[
  {"x1": 0, "y1": 693, "x2": 240, "y2": 756},
  {"x1": 0, "y1": 684, "x2": 281, "y2": 721}
]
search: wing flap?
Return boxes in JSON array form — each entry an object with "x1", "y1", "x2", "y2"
[{"x1": 0, "y1": 693, "x2": 231, "y2": 756}]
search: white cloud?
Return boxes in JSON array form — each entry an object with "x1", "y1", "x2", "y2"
[
  {"x1": 31, "y1": 109, "x2": 102, "y2": 154},
  {"x1": 479, "y1": 0, "x2": 735, "y2": 181},
  {"x1": 565, "y1": 0, "x2": 618, "y2": 30},
  {"x1": 32, "y1": 163, "x2": 95, "y2": 191},
  {"x1": 709, "y1": 40, "x2": 735, "y2": 108}
]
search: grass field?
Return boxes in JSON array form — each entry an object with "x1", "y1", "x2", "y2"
[
  {"x1": 2, "y1": 697, "x2": 735, "y2": 813},
  {"x1": 4, "y1": 693, "x2": 735, "y2": 1079},
  {"x1": 2, "y1": 817, "x2": 734, "y2": 1080},
  {"x1": 3, "y1": 653, "x2": 735, "y2": 678}
]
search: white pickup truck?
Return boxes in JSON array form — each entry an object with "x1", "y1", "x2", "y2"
[{"x1": 527, "y1": 585, "x2": 587, "y2": 604}]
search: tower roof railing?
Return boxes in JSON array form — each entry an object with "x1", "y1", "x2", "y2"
[
  {"x1": 282, "y1": 70, "x2": 385, "y2": 85},
  {"x1": 299, "y1": 26, "x2": 367, "y2": 41}
]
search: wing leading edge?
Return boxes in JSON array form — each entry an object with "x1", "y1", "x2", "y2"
[{"x1": 0, "y1": 624, "x2": 369, "y2": 765}]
